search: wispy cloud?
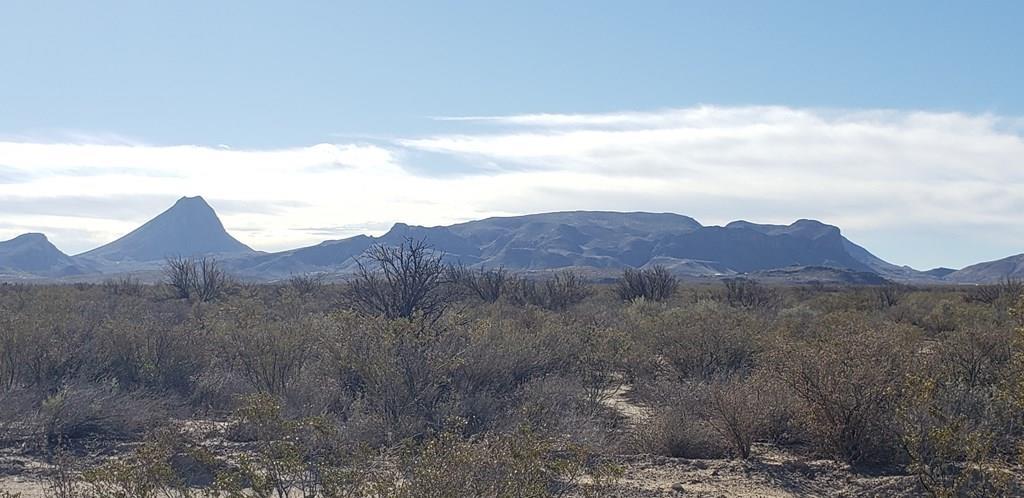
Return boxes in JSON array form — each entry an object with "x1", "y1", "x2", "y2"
[{"x1": 1, "y1": 106, "x2": 1022, "y2": 268}]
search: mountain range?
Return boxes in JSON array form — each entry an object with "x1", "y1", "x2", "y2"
[{"x1": 0, "y1": 196, "x2": 1020, "y2": 284}]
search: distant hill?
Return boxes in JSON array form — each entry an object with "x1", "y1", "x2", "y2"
[
  {"x1": 76, "y1": 196, "x2": 254, "y2": 266},
  {"x1": 923, "y1": 267, "x2": 958, "y2": 279},
  {"x1": 0, "y1": 233, "x2": 86, "y2": 278},
  {"x1": 946, "y1": 254, "x2": 1024, "y2": 283}
]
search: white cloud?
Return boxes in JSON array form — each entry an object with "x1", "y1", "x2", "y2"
[{"x1": 1, "y1": 106, "x2": 1022, "y2": 268}]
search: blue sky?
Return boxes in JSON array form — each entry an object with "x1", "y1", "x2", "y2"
[{"x1": 1, "y1": 1, "x2": 1022, "y2": 269}]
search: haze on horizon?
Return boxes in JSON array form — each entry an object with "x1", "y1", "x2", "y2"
[{"x1": 1, "y1": 1, "x2": 1022, "y2": 271}]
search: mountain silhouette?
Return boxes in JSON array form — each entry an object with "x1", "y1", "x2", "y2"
[
  {"x1": 0, "y1": 233, "x2": 85, "y2": 277},
  {"x1": 76, "y1": 196, "x2": 254, "y2": 264},
  {"x1": 4, "y1": 197, "x2": 1018, "y2": 284}
]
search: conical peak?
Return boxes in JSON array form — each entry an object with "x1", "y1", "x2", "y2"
[
  {"x1": 76, "y1": 195, "x2": 253, "y2": 262},
  {"x1": 170, "y1": 196, "x2": 214, "y2": 212},
  {"x1": 175, "y1": 195, "x2": 208, "y2": 205},
  {"x1": 12, "y1": 232, "x2": 48, "y2": 243}
]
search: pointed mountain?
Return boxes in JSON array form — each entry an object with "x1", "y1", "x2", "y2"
[
  {"x1": 0, "y1": 233, "x2": 86, "y2": 277},
  {"x1": 77, "y1": 196, "x2": 254, "y2": 263}
]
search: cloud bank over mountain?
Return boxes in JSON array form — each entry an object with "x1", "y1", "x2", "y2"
[{"x1": 0, "y1": 106, "x2": 1021, "y2": 269}]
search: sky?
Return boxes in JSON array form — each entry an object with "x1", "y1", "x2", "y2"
[{"x1": 1, "y1": 0, "x2": 1022, "y2": 270}]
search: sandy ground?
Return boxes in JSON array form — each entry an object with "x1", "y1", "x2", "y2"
[
  {"x1": 588, "y1": 449, "x2": 920, "y2": 497},
  {"x1": 0, "y1": 450, "x2": 922, "y2": 497}
]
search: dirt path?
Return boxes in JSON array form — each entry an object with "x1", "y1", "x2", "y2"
[{"x1": 594, "y1": 384, "x2": 920, "y2": 497}]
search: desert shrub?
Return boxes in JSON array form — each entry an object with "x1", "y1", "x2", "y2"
[
  {"x1": 887, "y1": 292, "x2": 974, "y2": 334},
  {"x1": 88, "y1": 304, "x2": 204, "y2": 396},
  {"x1": 898, "y1": 373, "x2": 1011, "y2": 498},
  {"x1": 507, "y1": 271, "x2": 591, "y2": 310},
  {"x1": 0, "y1": 294, "x2": 95, "y2": 392},
  {"x1": 324, "y1": 316, "x2": 466, "y2": 445},
  {"x1": 874, "y1": 283, "x2": 907, "y2": 309},
  {"x1": 0, "y1": 388, "x2": 38, "y2": 444},
  {"x1": 287, "y1": 272, "x2": 327, "y2": 296},
  {"x1": 78, "y1": 427, "x2": 220, "y2": 498},
  {"x1": 770, "y1": 313, "x2": 919, "y2": 466},
  {"x1": 448, "y1": 265, "x2": 508, "y2": 303},
  {"x1": 346, "y1": 239, "x2": 452, "y2": 322},
  {"x1": 702, "y1": 375, "x2": 767, "y2": 459},
  {"x1": 966, "y1": 278, "x2": 1024, "y2": 305},
  {"x1": 721, "y1": 278, "x2": 782, "y2": 312},
  {"x1": 40, "y1": 383, "x2": 170, "y2": 447},
  {"x1": 209, "y1": 299, "x2": 324, "y2": 399},
  {"x1": 636, "y1": 301, "x2": 764, "y2": 381},
  {"x1": 630, "y1": 391, "x2": 728, "y2": 459},
  {"x1": 756, "y1": 374, "x2": 808, "y2": 447},
  {"x1": 390, "y1": 428, "x2": 594, "y2": 498},
  {"x1": 220, "y1": 393, "x2": 346, "y2": 498},
  {"x1": 936, "y1": 323, "x2": 1014, "y2": 390},
  {"x1": 102, "y1": 275, "x2": 144, "y2": 297},
  {"x1": 616, "y1": 266, "x2": 678, "y2": 302},
  {"x1": 163, "y1": 256, "x2": 232, "y2": 302}
]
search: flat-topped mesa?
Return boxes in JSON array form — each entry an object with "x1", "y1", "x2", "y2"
[{"x1": 76, "y1": 196, "x2": 254, "y2": 263}]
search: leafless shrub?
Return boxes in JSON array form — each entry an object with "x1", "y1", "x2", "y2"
[
  {"x1": 507, "y1": 271, "x2": 591, "y2": 310},
  {"x1": 449, "y1": 264, "x2": 508, "y2": 303},
  {"x1": 616, "y1": 266, "x2": 678, "y2": 302},
  {"x1": 102, "y1": 275, "x2": 144, "y2": 296},
  {"x1": 163, "y1": 256, "x2": 232, "y2": 302},
  {"x1": 966, "y1": 277, "x2": 1024, "y2": 305},
  {"x1": 287, "y1": 272, "x2": 326, "y2": 296},
  {"x1": 722, "y1": 278, "x2": 782, "y2": 312},
  {"x1": 346, "y1": 238, "x2": 451, "y2": 321},
  {"x1": 874, "y1": 283, "x2": 907, "y2": 309}
]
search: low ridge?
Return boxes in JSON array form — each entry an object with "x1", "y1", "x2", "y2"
[{"x1": 0, "y1": 232, "x2": 84, "y2": 277}]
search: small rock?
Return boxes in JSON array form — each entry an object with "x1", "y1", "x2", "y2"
[{"x1": 670, "y1": 482, "x2": 687, "y2": 493}]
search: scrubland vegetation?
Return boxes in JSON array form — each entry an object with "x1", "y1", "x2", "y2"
[{"x1": 1, "y1": 242, "x2": 1023, "y2": 496}]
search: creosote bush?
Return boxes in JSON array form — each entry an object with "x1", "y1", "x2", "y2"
[{"x1": 770, "y1": 313, "x2": 918, "y2": 466}]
